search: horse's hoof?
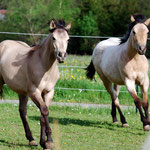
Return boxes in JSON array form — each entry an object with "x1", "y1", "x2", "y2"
[
  {"x1": 29, "y1": 140, "x2": 38, "y2": 146},
  {"x1": 45, "y1": 141, "x2": 54, "y2": 149},
  {"x1": 113, "y1": 121, "x2": 118, "y2": 124},
  {"x1": 122, "y1": 123, "x2": 129, "y2": 127},
  {"x1": 144, "y1": 125, "x2": 150, "y2": 131}
]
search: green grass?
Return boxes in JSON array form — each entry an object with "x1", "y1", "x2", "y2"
[
  {"x1": 2, "y1": 55, "x2": 149, "y2": 106},
  {"x1": 0, "y1": 103, "x2": 148, "y2": 150}
]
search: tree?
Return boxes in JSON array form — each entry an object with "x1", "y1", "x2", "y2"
[{"x1": 0, "y1": 0, "x2": 80, "y2": 44}]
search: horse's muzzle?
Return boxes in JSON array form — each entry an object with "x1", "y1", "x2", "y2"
[
  {"x1": 137, "y1": 46, "x2": 146, "y2": 55},
  {"x1": 56, "y1": 51, "x2": 67, "y2": 63}
]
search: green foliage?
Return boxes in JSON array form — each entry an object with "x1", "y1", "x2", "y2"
[
  {"x1": 0, "y1": 0, "x2": 150, "y2": 54},
  {"x1": 77, "y1": 11, "x2": 99, "y2": 36},
  {"x1": 0, "y1": 0, "x2": 80, "y2": 44}
]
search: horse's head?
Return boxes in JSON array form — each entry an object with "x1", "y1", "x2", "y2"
[
  {"x1": 49, "y1": 19, "x2": 71, "y2": 63},
  {"x1": 131, "y1": 15, "x2": 150, "y2": 55}
]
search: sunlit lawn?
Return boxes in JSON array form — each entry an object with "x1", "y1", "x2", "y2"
[
  {"x1": 2, "y1": 55, "x2": 149, "y2": 106},
  {"x1": 0, "y1": 103, "x2": 148, "y2": 150}
]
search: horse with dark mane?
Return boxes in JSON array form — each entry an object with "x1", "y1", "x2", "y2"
[
  {"x1": 86, "y1": 14, "x2": 150, "y2": 131},
  {"x1": 0, "y1": 19, "x2": 71, "y2": 149}
]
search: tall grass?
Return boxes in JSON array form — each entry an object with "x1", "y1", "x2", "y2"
[{"x1": 2, "y1": 55, "x2": 149, "y2": 106}]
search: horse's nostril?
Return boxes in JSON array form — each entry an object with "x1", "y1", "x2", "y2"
[
  {"x1": 64, "y1": 52, "x2": 67, "y2": 57},
  {"x1": 58, "y1": 52, "x2": 62, "y2": 57}
]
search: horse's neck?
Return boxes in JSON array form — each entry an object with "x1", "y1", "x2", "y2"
[
  {"x1": 123, "y1": 37, "x2": 140, "y2": 60},
  {"x1": 38, "y1": 35, "x2": 57, "y2": 70}
]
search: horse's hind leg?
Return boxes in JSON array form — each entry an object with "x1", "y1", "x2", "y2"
[
  {"x1": 102, "y1": 79, "x2": 128, "y2": 127},
  {"x1": 111, "y1": 84, "x2": 121, "y2": 123},
  {"x1": 18, "y1": 94, "x2": 37, "y2": 146}
]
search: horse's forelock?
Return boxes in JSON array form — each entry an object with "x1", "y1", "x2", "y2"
[{"x1": 49, "y1": 19, "x2": 67, "y2": 33}]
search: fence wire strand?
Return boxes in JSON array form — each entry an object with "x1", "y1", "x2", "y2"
[{"x1": 1, "y1": 32, "x2": 150, "y2": 94}]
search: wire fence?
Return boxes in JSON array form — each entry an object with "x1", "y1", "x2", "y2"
[
  {"x1": 0, "y1": 31, "x2": 150, "y2": 40},
  {"x1": 0, "y1": 32, "x2": 149, "y2": 95}
]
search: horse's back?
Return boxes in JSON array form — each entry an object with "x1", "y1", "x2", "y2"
[
  {"x1": 92, "y1": 38, "x2": 121, "y2": 67},
  {"x1": 92, "y1": 38, "x2": 124, "y2": 84},
  {"x1": 92, "y1": 38, "x2": 120, "y2": 62}
]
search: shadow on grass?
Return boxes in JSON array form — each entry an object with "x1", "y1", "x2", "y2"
[
  {"x1": 29, "y1": 116, "x2": 146, "y2": 135},
  {"x1": 0, "y1": 140, "x2": 38, "y2": 149},
  {"x1": 29, "y1": 116, "x2": 122, "y2": 131}
]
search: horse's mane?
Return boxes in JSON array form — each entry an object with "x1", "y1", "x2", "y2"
[
  {"x1": 120, "y1": 14, "x2": 147, "y2": 44},
  {"x1": 49, "y1": 19, "x2": 67, "y2": 32}
]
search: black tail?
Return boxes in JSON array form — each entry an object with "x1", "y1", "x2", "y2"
[{"x1": 85, "y1": 60, "x2": 96, "y2": 80}]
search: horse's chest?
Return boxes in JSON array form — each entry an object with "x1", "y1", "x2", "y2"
[
  {"x1": 124, "y1": 66, "x2": 146, "y2": 85},
  {"x1": 39, "y1": 71, "x2": 60, "y2": 91}
]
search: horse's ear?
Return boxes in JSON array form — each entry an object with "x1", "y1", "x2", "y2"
[
  {"x1": 65, "y1": 22, "x2": 71, "y2": 31},
  {"x1": 144, "y1": 18, "x2": 150, "y2": 26},
  {"x1": 49, "y1": 19, "x2": 56, "y2": 30},
  {"x1": 131, "y1": 15, "x2": 135, "y2": 22}
]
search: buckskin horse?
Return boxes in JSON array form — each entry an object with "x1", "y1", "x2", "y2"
[
  {"x1": 86, "y1": 14, "x2": 150, "y2": 131},
  {"x1": 0, "y1": 19, "x2": 71, "y2": 149}
]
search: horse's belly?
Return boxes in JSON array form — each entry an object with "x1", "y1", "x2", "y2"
[
  {"x1": 103, "y1": 69, "x2": 124, "y2": 85},
  {"x1": 107, "y1": 75, "x2": 124, "y2": 85},
  {"x1": 0, "y1": 63, "x2": 28, "y2": 94}
]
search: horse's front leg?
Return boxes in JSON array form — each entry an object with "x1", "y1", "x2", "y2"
[
  {"x1": 125, "y1": 79, "x2": 150, "y2": 131},
  {"x1": 141, "y1": 78, "x2": 149, "y2": 123},
  {"x1": 29, "y1": 89, "x2": 53, "y2": 149},
  {"x1": 18, "y1": 94, "x2": 37, "y2": 146},
  {"x1": 43, "y1": 89, "x2": 54, "y2": 148}
]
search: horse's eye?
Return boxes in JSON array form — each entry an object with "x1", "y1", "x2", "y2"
[
  {"x1": 52, "y1": 37, "x2": 56, "y2": 41},
  {"x1": 133, "y1": 31, "x2": 136, "y2": 35}
]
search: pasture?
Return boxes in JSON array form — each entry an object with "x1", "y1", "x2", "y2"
[
  {"x1": 0, "y1": 103, "x2": 148, "y2": 150},
  {"x1": 2, "y1": 55, "x2": 150, "y2": 106},
  {"x1": 0, "y1": 54, "x2": 150, "y2": 149}
]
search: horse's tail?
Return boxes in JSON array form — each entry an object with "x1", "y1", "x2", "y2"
[{"x1": 85, "y1": 60, "x2": 95, "y2": 80}]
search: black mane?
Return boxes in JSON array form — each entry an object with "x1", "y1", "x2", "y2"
[
  {"x1": 49, "y1": 19, "x2": 67, "y2": 33},
  {"x1": 120, "y1": 14, "x2": 147, "y2": 44}
]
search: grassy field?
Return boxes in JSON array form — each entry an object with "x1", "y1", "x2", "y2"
[
  {"x1": 0, "y1": 103, "x2": 148, "y2": 150},
  {"x1": 2, "y1": 55, "x2": 149, "y2": 106}
]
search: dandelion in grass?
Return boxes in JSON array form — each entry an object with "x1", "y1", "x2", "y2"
[
  {"x1": 77, "y1": 69, "x2": 80, "y2": 72},
  {"x1": 71, "y1": 75, "x2": 75, "y2": 79}
]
